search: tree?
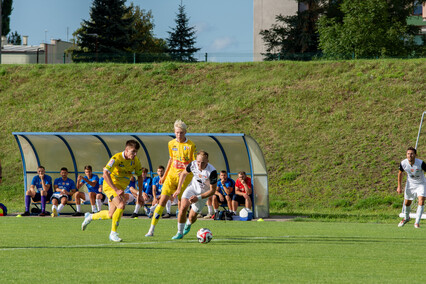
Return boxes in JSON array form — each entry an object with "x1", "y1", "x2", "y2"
[
  {"x1": 259, "y1": 0, "x2": 342, "y2": 60},
  {"x1": 167, "y1": 4, "x2": 200, "y2": 62},
  {"x1": 7, "y1": 30, "x2": 21, "y2": 45},
  {"x1": 127, "y1": 3, "x2": 167, "y2": 54},
  {"x1": 318, "y1": 0, "x2": 426, "y2": 58},
  {"x1": 1, "y1": 0, "x2": 13, "y2": 36},
  {"x1": 72, "y1": 0, "x2": 134, "y2": 61}
]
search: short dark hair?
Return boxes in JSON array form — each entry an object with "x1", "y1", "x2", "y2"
[
  {"x1": 142, "y1": 167, "x2": 148, "y2": 173},
  {"x1": 158, "y1": 165, "x2": 165, "y2": 170},
  {"x1": 407, "y1": 147, "x2": 417, "y2": 154},
  {"x1": 84, "y1": 165, "x2": 92, "y2": 171},
  {"x1": 220, "y1": 170, "x2": 227, "y2": 174},
  {"x1": 126, "y1": 139, "x2": 140, "y2": 150},
  {"x1": 60, "y1": 167, "x2": 68, "y2": 172},
  {"x1": 38, "y1": 166, "x2": 45, "y2": 170}
]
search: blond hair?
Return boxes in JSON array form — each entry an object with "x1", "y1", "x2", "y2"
[{"x1": 174, "y1": 119, "x2": 187, "y2": 132}]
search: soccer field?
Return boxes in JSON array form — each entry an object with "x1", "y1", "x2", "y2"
[{"x1": 1, "y1": 217, "x2": 425, "y2": 283}]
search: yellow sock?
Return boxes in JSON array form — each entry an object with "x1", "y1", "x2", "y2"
[
  {"x1": 92, "y1": 210, "x2": 110, "y2": 220},
  {"x1": 151, "y1": 205, "x2": 165, "y2": 226},
  {"x1": 111, "y1": 208, "x2": 124, "y2": 232}
]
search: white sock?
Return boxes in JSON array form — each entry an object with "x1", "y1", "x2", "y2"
[
  {"x1": 57, "y1": 204, "x2": 64, "y2": 213},
  {"x1": 134, "y1": 204, "x2": 141, "y2": 214},
  {"x1": 405, "y1": 205, "x2": 411, "y2": 220},
  {"x1": 178, "y1": 223, "x2": 185, "y2": 234},
  {"x1": 76, "y1": 204, "x2": 81, "y2": 212},
  {"x1": 214, "y1": 209, "x2": 218, "y2": 213},
  {"x1": 148, "y1": 224, "x2": 155, "y2": 234},
  {"x1": 186, "y1": 219, "x2": 192, "y2": 226},
  {"x1": 150, "y1": 204, "x2": 158, "y2": 212},
  {"x1": 52, "y1": 205, "x2": 57, "y2": 211},
  {"x1": 416, "y1": 205, "x2": 424, "y2": 224},
  {"x1": 166, "y1": 200, "x2": 171, "y2": 214},
  {"x1": 208, "y1": 205, "x2": 213, "y2": 215},
  {"x1": 96, "y1": 199, "x2": 102, "y2": 211},
  {"x1": 91, "y1": 205, "x2": 96, "y2": 212}
]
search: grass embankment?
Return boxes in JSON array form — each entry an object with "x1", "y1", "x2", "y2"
[{"x1": 0, "y1": 60, "x2": 425, "y2": 218}]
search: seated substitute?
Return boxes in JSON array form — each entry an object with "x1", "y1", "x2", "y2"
[
  {"x1": 212, "y1": 170, "x2": 236, "y2": 216},
  {"x1": 148, "y1": 166, "x2": 172, "y2": 218},
  {"x1": 51, "y1": 167, "x2": 77, "y2": 217},
  {"x1": 232, "y1": 171, "x2": 253, "y2": 212},
  {"x1": 172, "y1": 151, "x2": 218, "y2": 240},
  {"x1": 23, "y1": 166, "x2": 53, "y2": 216},
  {"x1": 76, "y1": 165, "x2": 103, "y2": 214},
  {"x1": 124, "y1": 175, "x2": 148, "y2": 218},
  {"x1": 98, "y1": 176, "x2": 108, "y2": 207}
]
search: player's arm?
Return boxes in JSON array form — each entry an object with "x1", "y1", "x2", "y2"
[
  {"x1": 397, "y1": 163, "x2": 404, "y2": 194},
  {"x1": 173, "y1": 166, "x2": 191, "y2": 199},
  {"x1": 137, "y1": 175, "x2": 143, "y2": 197},
  {"x1": 160, "y1": 157, "x2": 173, "y2": 185},
  {"x1": 40, "y1": 175, "x2": 50, "y2": 193},
  {"x1": 77, "y1": 175, "x2": 84, "y2": 190},
  {"x1": 190, "y1": 171, "x2": 218, "y2": 203}
]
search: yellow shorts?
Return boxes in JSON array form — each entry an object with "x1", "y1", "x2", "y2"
[
  {"x1": 161, "y1": 172, "x2": 193, "y2": 199},
  {"x1": 103, "y1": 181, "x2": 127, "y2": 202}
]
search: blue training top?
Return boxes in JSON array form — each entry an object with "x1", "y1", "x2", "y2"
[
  {"x1": 81, "y1": 174, "x2": 100, "y2": 193},
  {"x1": 150, "y1": 176, "x2": 162, "y2": 196},
  {"x1": 217, "y1": 178, "x2": 235, "y2": 196},
  {"x1": 54, "y1": 177, "x2": 76, "y2": 192},
  {"x1": 31, "y1": 175, "x2": 53, "y2": 194}
]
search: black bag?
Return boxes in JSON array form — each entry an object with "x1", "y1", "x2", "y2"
[{"x1": 214, "y1": 210, "x2": 233, "y2": 221}]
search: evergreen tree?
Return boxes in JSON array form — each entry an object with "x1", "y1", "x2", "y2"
[
  {"x1": 73, "y1": 0, "x2": 134, "y2": 61},
  {"x1": 1, "y1": 0, "x2": 13, "y2": 36},
  {"x1": 7, "y1": 30, "x2": 21, "y2": 45},
  {"x1": 167, "y1": 4, "x2": 200, "y2": 62}
]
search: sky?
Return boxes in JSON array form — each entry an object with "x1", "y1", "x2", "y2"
[{"x1": 9, "y1": 0, "x2": 253, "y2": 62}]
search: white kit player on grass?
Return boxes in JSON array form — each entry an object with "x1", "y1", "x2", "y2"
[
  {"x1": 397, "y1": 147, "x2": 426, "y2": 228},
  {"x1": 171, "y1": 151, "x2": 218, "y2": 240}
]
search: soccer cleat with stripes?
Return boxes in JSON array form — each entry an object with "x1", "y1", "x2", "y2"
[
  {"x1": 171, "y1": 233, "x2": 183, "y2": 240},
  {"x1": 398, "y1": 218, "x2": 410, "y2": 227},
  {"x1": 183, "y1": 224, "x2": 191, "y2": 235}
]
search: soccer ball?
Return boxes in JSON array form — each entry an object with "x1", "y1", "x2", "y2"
[{"x1": 196, "y1": 228, "x2": 213, "y2": 244}]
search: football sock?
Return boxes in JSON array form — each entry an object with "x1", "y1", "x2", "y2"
[
  {"x1": 151, "y1": 205, "x2": 165, "y2": 226},
  {"x1": 76, "y1": 204, "x2": 81, "y2": 212},
  {"x1": 214, "y1": 209, "x2": 218, "y2": 213},
  {"x1": 415, "y1": 205, "x2": 424, "y2": 224},
  {"x1": 134, "y1": 204, "x2": 141, "y2": 214},
  {"x1": 178, "y1": 223, "x2": 185, "y2": 234},
  {"x1": 25, "y1": 195, "x2": 31, "y2": 212},
  {"x1": 92, "y1": 210, "x2": 110, "y2": 220},
  {"x1": 96, "y1": 199, "x2": 102, "y2": 211},
  {"x1": 91, "y1": 205, "x2": 96, "y2": 212},
  {"x1": 208, "y1": 205, "x2": 213, "y2": 215},
  {"x1": 111, "y1": 208, "x2": 124, "y2": 232},
  {"x1": 57, "y1": 204, "x2": 64, "y2": 213},
  {"x1": 405, "y1": 205, "x2": 411, "y2": 220},
  {"x1": 41, "y1": 195, "x2": 46, "y2": 212},
  {"x1": 166, "y1": 200, "x2": 171, "y2": 214},
  {"x1": 186, "y1": 219, "x2": 192, "y2": 226},
  {"x1": 150, "y1": 204, "x2": 158, "y2": 212}
]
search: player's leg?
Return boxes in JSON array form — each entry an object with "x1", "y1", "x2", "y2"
[
  {"x1": 73, "y1": 192, "x2": 85, "y2": 216},
  {"x1": 172, "y1": 197, "x2": 191, "y2": 239},
  {"x1": 146, "y1": 194, "x2": 169, "y2": 236},
  {"x1": 89, "y1": 192, "x2": 97, "y2": 213},
  {"x1": 131, "y1": 193, "x2": 143, "y2": 218},
  {"x1": 245, "y1": 194, "x2": 252, "y2": 210},
  {"x1": 24, "y1": 189, "x2": 37, "y2": 215},
  {"x1": 57, "y1": 196, "x2": 68, "y2": 214},
  {"x1": 51, "y1": 194, "x2": 60, "y2": 217},
  {"x1": 95, "y1": 193, "x2": 104, "y2": 212},
  {"x1": 415, "y1": 185, "x2": 425, "y2": 228},
  {"x1": 399, "y1": 199, "x2": 413, "y2": 227}
]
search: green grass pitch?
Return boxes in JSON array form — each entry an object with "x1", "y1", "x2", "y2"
[{"x1": 1, "y1": 216, "x2": 425, "y2": 283}]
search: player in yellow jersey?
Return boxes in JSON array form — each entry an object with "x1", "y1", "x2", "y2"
[
  {"x1": 145, "y1": 120, "x2": 196, "y2": 237},
  {"x1": 82, "y1": 140, "x2": 143, "y2": 242}
]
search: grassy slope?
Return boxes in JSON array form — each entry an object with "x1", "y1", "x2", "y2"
[{"x1": 0, "y1": 60, "x2": 425, "y2": 214}]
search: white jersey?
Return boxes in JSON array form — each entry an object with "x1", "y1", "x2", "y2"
[
  {"x1": 400, "y1": 158, "x2": 426, "y2": 185},
  {"x1": 185, "y1": 161, "x2": 218, "y2": 195}
]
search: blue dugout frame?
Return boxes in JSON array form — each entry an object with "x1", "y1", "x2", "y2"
[{"x1": 13, "y1": 132, "x2": 269, "y2": 218}]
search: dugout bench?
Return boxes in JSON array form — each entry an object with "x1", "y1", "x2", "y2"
[{"x1": 13, "y1": 132, "x2": 269, "y2": 218}]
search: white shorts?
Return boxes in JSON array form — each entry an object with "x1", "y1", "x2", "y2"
[
  {"x1": 405, "y1": 183, "x2": 426, "y2": 200},
  {"x1": 125, "y1": 193, "x2": 136, "y2": 204},
  {"x1": 182, "y1": 185, "x2": 208, "y2": 214}
]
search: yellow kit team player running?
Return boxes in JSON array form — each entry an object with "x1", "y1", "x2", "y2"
[
  {"x1": 82, "y1": 140, "x2": 143, "y2": 242},
  {"x1": 145, "y1": 120, "x2": 196, "y2": 237}
]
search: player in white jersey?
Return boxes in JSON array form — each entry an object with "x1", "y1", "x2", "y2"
[
  {"x1": 171, "y1": 151, "x2": 218, "y2": 239},
  {"x1": 397, "y1": 147, "x2": 426, "y2": 228}
]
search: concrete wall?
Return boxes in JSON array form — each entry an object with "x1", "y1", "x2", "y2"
[
  {"x1": 253, "y1": 0, "x2": 298, "y2": 61},
  {"x1": 1, "y1": 52, "x2": 43, "y2": 64}
]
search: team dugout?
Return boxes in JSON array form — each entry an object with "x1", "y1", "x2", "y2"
[{"x1": 13, "y1": 132, "x2": 269, "y2": 218}]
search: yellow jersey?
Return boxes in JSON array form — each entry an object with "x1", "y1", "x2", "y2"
[
  {"x1": 168, "y1": 138, "x2": 196, "y2": 177},
  {"x1": 104, "y1": 152, "x2": 142, "y2": 189}
]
